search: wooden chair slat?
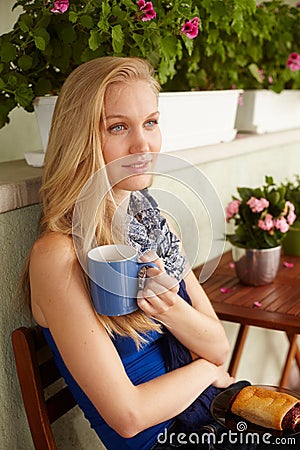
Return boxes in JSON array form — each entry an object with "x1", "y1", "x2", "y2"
[{"x1": 11, "y1": 325, "x2": 76, "y2": 450}]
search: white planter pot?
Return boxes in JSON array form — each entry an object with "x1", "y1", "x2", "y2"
[
  {"x1": 159, "y1": 90, "x2": 241, "y2": 152},
  {"x1": 26, "y1": 90, "x2": 241, "y2": 166},
  {"x1": 235, "y1": 89, "x2": 300, "y2": 134},
  {"x1": 24, "y1": 96, "x2": 57, "y2": 167}
]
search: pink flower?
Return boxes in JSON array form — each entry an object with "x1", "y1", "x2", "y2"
[
  {"x1": 225, "y1": 199, "x2": 241, "y2": 220},
  {"x1": 253, "y1": 301, "x2": 262, "y2": 308},
  {"x1": 258, "y1": 68, "x2": 265, "y2": 82},
  {"x1": 181, "y1": 17, "x2": 200, "y2": 39},
  {"x1": 273, "y1": 217, "x2": 289, "y2": 233},
  {"x1": 247, "y1": 196, "x2": 269, "y2": 213},
  {"x1": 220, "y1": 287, "x2": 234, "y2": 294},
  {"x1": 137, "y1": 1, "x2": 156, "y2": 21},
  {"x1": 286, "y1": 52, "x2": 300, "y2": 72},
  {"x1": 258, "y1": 213, "x2": 274, "y2": 231},
  {"x1": 286, "y1": 201, "x2": 297, "y2": 225},
  {"x1": 297, "y1": 2, "x2": 300, "y2": 7},
  {"x1": 51, "y1": 0, "x2": 69, "y2": 14},
  {"x1": 268, "y1": 76, "x2": 273, "y2": 84},
  {"x1": 238, "y1": 93, "x2": 243, "y2": 106},
  {"x1": 283, "y1": 261, "x2": 294, "y2": 268}
]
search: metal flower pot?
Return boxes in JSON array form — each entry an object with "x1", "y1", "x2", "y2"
[{"x1": 232, "y1": 246, "x2": 281, "y2": 286}]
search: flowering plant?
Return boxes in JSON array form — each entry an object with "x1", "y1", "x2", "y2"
[
  {"x1": 226, "y1": 176, "x2": 296, "y2": 250},
  {"x1": 0, "y1": 0, "x2": 200, "y2": 128},
  {"x1": 166, "y1": 0, "x2": 300, "y2": 93},
  {"x1": 281, "y1": 175, "x2": 300, "y2": 225}
]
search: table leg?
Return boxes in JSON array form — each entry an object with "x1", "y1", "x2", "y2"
[
  {"x1": 228, "y1": 324, "x2": 249, "y2": 377},
  {"x1": 279, "y1": 333, "x2": 299, "y2": 388},
  {"x1": 287, "y1": 334, "x2": 300, "y2": 371}
]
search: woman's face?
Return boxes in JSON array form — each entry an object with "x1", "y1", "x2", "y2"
[{"x1": 102, "y1": 80, "x2": 161, "y2": 192}]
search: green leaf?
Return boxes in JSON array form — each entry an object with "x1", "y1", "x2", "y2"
[
  {"x1": 112, "y1": 25, "x2": 124, "y2": 54},
  {"x1": 161, "y1": 36, "x2": 178, "y2": 59},
  {"x1": 0, "y1": 63, "x2": 3, "y2": 75},
  {"x1": 265, "y1": 175, "x2": 274, "y2": 185},
  {"x1": 88, "y1": 30, "x2": 101, "y2": 51},
  {"x1": 80, "y1": 15, "x2": 94, "y2": 29},
  {"x1": 34, "y1": 29, "x2": 50, "y2": 51},
  {"x1": 34, "y1": 78, "x2": 52, "y2": 96},
  {"x1": 268, "y1": 191, "x2": 280, "y2": 206},
  {"x1": 237, "y1": 187, "x2": 253, "y2": 201},
  {"x1": 18, "y1": 55, "x2": 33, "y2": 70},
  {"x1": 0, "y1": 78, "x2": 5, "y2": 90},
  {"x1": 0, "y1": 102, "x2": 13, "y2": 128},
  {"x1": 18, "y1": 13, "x2": 33, "y2": 31},
  {"x1": 60, "y1": 25, "x2": 76, "y2": 44},
  {"x1": 69, "y1": 11, "x2": 78, "y2": 24},
  {"x1": 0, "y1": 42, "x2": 17, "y2": 63},
  {"x1": 7, "y1": 75, "x2": 18, "y2": 89},
  {"x1": 15, "y1": 84, "x2": 34, "y2": 107},
  {"x1": 248, "y1": 63, "x2": 263, "y2": 84}
]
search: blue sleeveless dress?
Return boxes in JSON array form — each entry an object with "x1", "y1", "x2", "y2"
[{"x1": 42, "y1": 325, "x2": 172, "y2": 450}]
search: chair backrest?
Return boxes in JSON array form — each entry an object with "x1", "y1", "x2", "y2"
[{"x1": 11, "y1": 325, "x2": 77, "y2": 450}]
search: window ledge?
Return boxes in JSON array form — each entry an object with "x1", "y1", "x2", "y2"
[
  {"x1": 0, "y1": 159, "x2": 42, "y2": 213},
  {"x1": 168, "y1": 128, "x2": 300, "y2": 165},
  {"x1": 1, "y1": 128, "x2": 300, "y2": 214}
]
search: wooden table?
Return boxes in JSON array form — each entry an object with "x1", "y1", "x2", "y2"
[{"x1": 193, "y1": 251, "x2": 300, "y2": 388}]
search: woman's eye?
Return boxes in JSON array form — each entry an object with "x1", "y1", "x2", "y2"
[
  {"x1": 110, "y1": 124, "x2": 125, "y2": 132},
  {"x1": 145, "y1": 119, "x2": 158, "y2": 128}
]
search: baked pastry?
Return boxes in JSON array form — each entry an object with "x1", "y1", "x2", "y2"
[{"x1": 230, "y1": 385, "x2": 300, "y2": 431}]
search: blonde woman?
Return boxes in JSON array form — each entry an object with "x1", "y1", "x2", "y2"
[{"x1": 22, "y1": 57, "x2": 234, "y2": 450}]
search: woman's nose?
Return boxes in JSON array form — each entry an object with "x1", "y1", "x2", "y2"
[{"x1": 129, "y1": 129, "x2": 150, "y2": 154}]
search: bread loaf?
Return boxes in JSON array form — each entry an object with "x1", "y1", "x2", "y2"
[{"x1": 230, "y1": 385, "x2": 300, "y2": 431}]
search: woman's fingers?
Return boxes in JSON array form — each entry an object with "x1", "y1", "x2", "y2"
[
  {"x1": 145, "y1": 268, "x2": 179, "y2": 294},
  {"x1": 140, "y1": 251, "x2": 164, "y2": 271}
]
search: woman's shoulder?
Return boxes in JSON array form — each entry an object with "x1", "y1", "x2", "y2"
[{"x1": 30, "y1": 232, "x2": 77, "y2": 268}]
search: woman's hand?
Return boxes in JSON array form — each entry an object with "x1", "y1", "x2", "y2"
[
  {"x1": 212, "y1": 365, "x2": 235, "y2": 389},
  {"x1": 137, "y1": 252, "x2": 179, "y2": 316}
]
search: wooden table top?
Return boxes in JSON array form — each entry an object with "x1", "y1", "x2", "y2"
[{"x1": 193, "y1": 251, "x2": 300, "y2": 334}]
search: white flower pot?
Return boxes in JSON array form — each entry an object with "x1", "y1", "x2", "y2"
[
  {"x1": 25, "y1": 90, "x2": 241, "y2": 166},
  {"x1": 235, "y1": 89, "x2": 300, "y2": 134},
  {"x1": 159, "y1": 90, "x2": 241, "y2": 152},
  {"x1": 24, "y1": 96, "x2": 57, "y2": 167}
]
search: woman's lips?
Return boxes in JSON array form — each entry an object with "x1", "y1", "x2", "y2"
[{"x1": 121, "y1": 159, "x2": 152, "y2": 173}]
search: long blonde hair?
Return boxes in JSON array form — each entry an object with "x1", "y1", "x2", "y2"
[{"x1": 23, "y1": 57, "x2": 162, "y2": 343}]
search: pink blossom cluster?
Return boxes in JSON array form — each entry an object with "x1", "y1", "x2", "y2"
[
  {"x1": 181, "y1": 17, "x2": 200, "y2": 39},
  {"x1": 137, "y1": 1, "x2": 156, "y2": 21},
  {"x1": 225, "y1": 199, "x2": 241, "y2": 220},
  {"x1": 226, "y1": 195, "x2": 296, "y2": 235},
  {"x1": 286, "y1": 52, "x2": 300, "y2": 72},
  {"x1": 247, "y1": 196, "x2": 269, "y2": 213},
  {"x1": 51, "y1": 0, "x2": 69, "y2": 14},
  {"x1": 258, "y1": 201, "x2": 296, "y2": 233},
  {"x1": 257, "y1": 68, "x2": 273, "y2": 84},
  {"x1": 136, "y1": 2, "x2": 200, "y2": 39}
]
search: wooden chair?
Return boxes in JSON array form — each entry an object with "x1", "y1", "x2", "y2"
[{"x1": 11, "y1": 325, "x2": 77, "y2": 450}]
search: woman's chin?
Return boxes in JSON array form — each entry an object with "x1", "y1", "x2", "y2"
[{"x1": 114, "y1": 173, "x2": 153, "y2": 191}]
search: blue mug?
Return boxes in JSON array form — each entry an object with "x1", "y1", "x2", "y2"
[{"x1": 87, "y1": 244, "x2": 157, "y2": 316}]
